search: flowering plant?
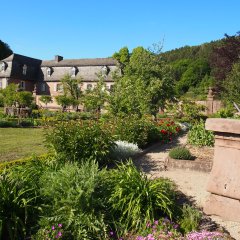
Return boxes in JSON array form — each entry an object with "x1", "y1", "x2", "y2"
[
  {"x1": 155, "y1": 119, "x2": 181, "y2": 143},
  {"x1": 122, "y1": 218, "x2": 183, "y2": 240},
  {"x1": 36, "y1": 223, "x2": 63, "y2": 239},
  {"x1": 186, "y1": 230, "x2": 224, "y2": 240}
]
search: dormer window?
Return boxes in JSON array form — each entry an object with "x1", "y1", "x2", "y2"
[
  {"x1": 101, "y1": 66, "x2": 109, "y2": 76},
  {"x1": 1, "y1": 62, "x2": 6, "y2": 71},
  {"x1": 23, "y1": 64, "x2": 27, "y2": 75},
  {"x1": 71, "y1": 67, "x2": 77, "y2": 77},
  {"x1": 47, "y1": 67, "x2": 52, "y2": 77}
]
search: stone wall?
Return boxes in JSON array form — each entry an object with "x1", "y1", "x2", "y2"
[{"x1": 195, "y1": 100, "x2": 223, "y2": 115}]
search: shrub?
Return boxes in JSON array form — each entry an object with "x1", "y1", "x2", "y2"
[
  {"x1": 0, "y1": 156, "x2": 54, "y2": 240},
  {"x1": 0, "y1": 119, "x2": 17, "y2": 127},
  {"x1": 107, "y1": 115, "x2": 160, "y2": 148},
  {"x1": 212, "y1": 107, "x2": 234, "y2": 118},
  {"x1": 179, "y1": 204, "x2": 202, "y2": 234},
  {"x1": 106, "y1": 115, "x2": 180, "y2": 148},
  {"x1": 38, "y1": 161, "x2": 108, "y2": 239},
  {"x1": 155, "y1": 118, "x2": 181, "y2": 143},
  {"x1": 106, "y1": 160, "x2": 177, "y2": 236},
  {"x1": 187, "y1": 120, "x2": 214, "y2": 147},
  {"x1": 169, "y1": 147, "x2": 194, "y2": 160},
  {"x1": 45, "y1": 120, "x2": 116, "y2": 165}
]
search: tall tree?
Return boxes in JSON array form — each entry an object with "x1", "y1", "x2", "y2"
[
  {"x1": 110, "y1": 46, "x2": 174, "y2": 117},
  {"x1": 0, "y1": 40, "x2": 13, "y2": 60},
  {"x1": 210, "y1": 32, "x2": 240, "y2": 89},
  {"x1": 222, "y1": 62, "x2": 240, "y2": 106},
  {"x1": 112, "y1": 47, "x2": 130, "y2": 73}
]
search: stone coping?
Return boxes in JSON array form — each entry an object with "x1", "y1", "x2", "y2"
[
  {"x1": 205, "y1": 118, "x2": 240, "y2": 135},
  {"x1": 166, "y1": 157, "x2": 212, "y2": 172}
]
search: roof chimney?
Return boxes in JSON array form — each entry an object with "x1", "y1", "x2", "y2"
[{"x1": 55, "y1": 55, "x2": 63, "y2": 62}]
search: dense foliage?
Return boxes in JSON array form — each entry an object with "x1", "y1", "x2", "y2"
[
  {"x1": 45, "y1": 121, "x2": 116, "y2": 164},
  {"x1": 0, "y1": 84, "x2": 33, "y2": 107},
  {"x1": 160, "y1": 32, "x2": 240, "y2": 103},
  {"x1": 187, "y1": 120, "x2": 214, "y2": 147},
  {"x1": 0, "y1": 40, "x2": 13, "y2": 60},
  {"x1": 111, "y1": 46, "x2": 174, "y2": 117}
]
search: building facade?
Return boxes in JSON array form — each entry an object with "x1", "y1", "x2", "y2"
[{"x1": 0, "y1": 53, "x2": 117, "y2": 109}]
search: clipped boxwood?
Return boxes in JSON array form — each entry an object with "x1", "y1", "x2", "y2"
[{"x1": 169, "y1": 147, "x2": 194, "y2": 160}]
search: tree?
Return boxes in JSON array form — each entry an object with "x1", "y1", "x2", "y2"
[
  {"x1": 59, "y1": 74, "x2": 83, "y2": 111},
  {"x1": 16, "y1": 91, "x2": 33, "y2": 107},
  {"x1": 112, "y1": 47, "x2": 130, "y2": 73},
  {"x1": 0, "y1": 40, "x2": 13, "y2": 60},
  {"x1": 39, "y1": 95, "x2": 52, "y2": 108},
  {"x1": 55, "y1": 95, "x2": 73, "y2": 112},
  {"x1": 110, "y1": 46, "x2": 174, "y2": 117},
  {"x1": 1, "y1": 84, "x2": 33, "y2": 108},
  {"x1": 176, "y1": 59, "x2": 210, "y2": 95},
  {"x1": 1, "y1": 84, "x2": 18, "y2": 106},
  {"x1": 82, "y1": 73, "x2": 108, "y2": 114},
  {"x1": 222, "y1": 62, "x2": 240, "y2": 106},
  {"x1": 210, "y1": 32, "x2": 240, "y2": 89}
]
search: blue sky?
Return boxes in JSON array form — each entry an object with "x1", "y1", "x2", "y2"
[{"x1": 2, "y1": 0, "x2": 239, "y2": 60}]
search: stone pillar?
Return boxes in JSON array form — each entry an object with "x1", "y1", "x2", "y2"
[
  {"x1": 206, "y1": 87, "x2": 214, "y2": 115},
  {"x1": 204, "y1": 118, "x2": 240, "y2": 222}
]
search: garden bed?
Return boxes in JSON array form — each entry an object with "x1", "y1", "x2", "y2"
[{"x1": 166, "y1": 145, "x2": 214, "y2": 172}]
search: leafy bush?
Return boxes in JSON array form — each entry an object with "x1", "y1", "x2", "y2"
[
  {"x1": 155, "y1": 118, "x2": 181, "y2": 143},
  {"x1": 38, "y1": 161, "x2": 108, "y2": 239},
  {"x1": 0, "y1": 157, "x2": 53, "y2": 240},
  {"x1": 179, "y1": 204, "x2": 202, "y2": 234},
  {"x1": 106, "y1": 160, "x2": 177, "y2": 235},
  {"x1": 105, "y1": 115, "x2": 159, "y2": 148},
  {"x1": 212, "y1": 107, "x2": 234, "y2": 118},
  {"x1": 169, "y1": 147, "x2": 194, "y2": 160},
  {"x1": 0, "y1": 119, "x2": 17, "y2": 127},
  {"x1": 187, "y1": 120, "x2": 214, "y2": 147},
  {"x1": 45, "y1": 120, "x2": 116, "y2": 164},
  {"x1": 106, "y1": 115, "x2": 180, "y2": 148}
]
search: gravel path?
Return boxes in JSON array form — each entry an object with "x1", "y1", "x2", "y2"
[{"x1": 134, "y1": 134, "x2": 240, "y2": 240}]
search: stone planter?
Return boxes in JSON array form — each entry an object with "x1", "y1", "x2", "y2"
[
  {"x1": 204, "y1": 118, "x2": 240, "y2": 222},
  {"x1": 167, "y1": 157, "x2": 212, "y2": 172}
]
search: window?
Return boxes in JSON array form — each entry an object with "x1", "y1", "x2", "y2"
[
  {"x1": 47, "y1": 67, "x2": 52, "y2": 77},
  {"x1": 1, "y1": 62, "x2": 6, "y2": 71},
  {"x1": 55, "y1": 83, "x2": 63, "y2": 92},
  {"x1": 101, "y1": 66, "x2": 109, "y2": 75},
  {"x1": 87, "y1": 84, "x2": 92, "y2": 90},
  {"x1": 20, "y1": 81, "x2": 25, "y2": 90},
  {"x1": 71, "y1": 67, "x2": 77, "y2": 77},
  {"x1": 23, "y1": 64, "x2": 27, "y2": 75},
  {"x1": 41, "y1": 83, "x2": 46, "y2": 92}
]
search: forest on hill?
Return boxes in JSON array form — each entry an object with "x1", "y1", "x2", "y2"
[{"x1": 161, "y1": 32, "x2": 240, "y2": 101}]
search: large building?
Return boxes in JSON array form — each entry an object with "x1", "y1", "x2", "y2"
[{"x1": 0, "y1": 53, "x2": 118, "y2": 109}]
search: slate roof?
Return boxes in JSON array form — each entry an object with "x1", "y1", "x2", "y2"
[{"x1": 41, "y1": 58, "x2": 117, "y2": 67}]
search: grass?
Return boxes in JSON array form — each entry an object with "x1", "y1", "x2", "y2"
[{"x1": 0, "y1": 128, "x2": 46, "y2": 162}]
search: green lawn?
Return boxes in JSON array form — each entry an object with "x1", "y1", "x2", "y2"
[{"x1": 0, "y1": 128, "x2": 46, "y2": 162}]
